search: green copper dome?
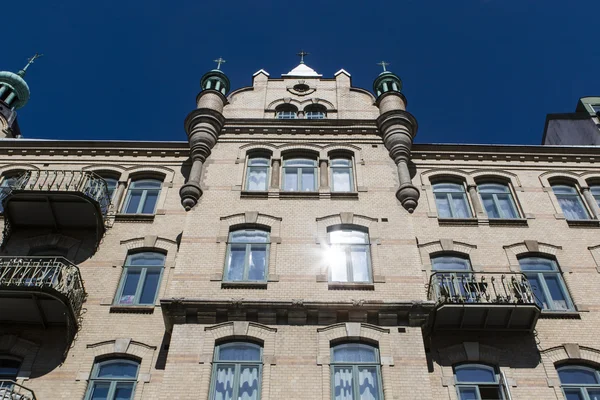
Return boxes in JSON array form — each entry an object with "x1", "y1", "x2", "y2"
[
  {"x1": 373, "y1": 71, "x2": 402, "y2": 98},
  {"x1": 0, "y1": 71, "x2": 30, "y2": 109},
  {"x1": 200, "y1": 69, "x2": 230, "y2": 95}
]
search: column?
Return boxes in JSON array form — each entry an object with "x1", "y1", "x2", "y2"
[
  {"x1": 581, "y1": 187, "x2": 600, "y2": 219},
  {"x1": 319, "y1": 159, "x2": 329, "y2": 189},
  {"x1": 467, "y1": 184, "x2": 485, "y2": 216},
  {"x1": 270, "y1": 159, "x2": 281, "y2": 189},
  {"x1": 112, "y1": 180, "x2": 128, "y2": 213}
]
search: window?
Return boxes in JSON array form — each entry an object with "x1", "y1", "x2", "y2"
[
  {"x1": 558, "y1": 365, "x2": 600, "y2": 400},
  {"x1": 552, "y1": 184, "x2": 589, "y2": 220},
  {"x1": 454, "y1": 364, "x2": 506, "y2": 400},
  {"x1": 103, "y1": 177, "x2": 118, "y2": 201},
  {"x1": 246, "y1": 156, "x2": 270, "y2": 191},
  {"x1": 478, "y1": 182, "x2": 519, "y2": 219},
  {"x1": 115, "y1": 252, "x2": 165, "y2": 305},
  {"x1": 331, "y1": 157, "x2": 354, "y2": 192},
  {"x1": 283, "y1": 157, "x2": 317, "y2": 192},
  {"x1": 122, "y1": 179, "x2": 161, "y2": 214},
  {"x1": 328, "y1": 227, "x2": 371, "y2": 283},
  {"x1": 431, "y1": 254, "x2": 473, "y2": 301},
  {"x1": 305, "y1": 104, "x2": 326, "y2": 119},
  {"x1": 0, "y1": 358, "x2": 20, "y2": 395},
  {"x1": 85, "y1": 359, "x2": 139, "y2": 400},
  {"x1": 0, "y1": 174, "x2": 19, "y2": 213},
  {"x1": 519, "y1": 256, "x2": 573, "y2": 311},
  {"x1": 275, "y1": 104, "x2": 298, "y2": 119},
  {"x1": 590, "y1": 185, "x2": 600, "y2": 209},
  {"x1": 210, "y1": 342, "x2": 262, "y2": 400},
  {"x1": 331, "y1": 343, "x2": 383, "y2": 400},
  {"x1": 433, "y1": 182, "x2": 472, "y2": 218},
  {"x1": 224, "y1": 229, "x2": 269, "y2": 282},
  {"x1": 592, "y1": 105, "x2": 600, "y2": 114}
]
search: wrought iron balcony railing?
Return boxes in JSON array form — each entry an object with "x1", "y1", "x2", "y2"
[
  {"x1": 0, "y1": 256, "x2": 86, "y2": 326},
  {"x1": 10, "y1": 169, "x2": 111, "y2": 216},
  {"x1": 0, "y1": 380, "x2": 36, "y2": 400},
  {"x1": 428, "y1": 271, "x2": 537, "y2": 306}
]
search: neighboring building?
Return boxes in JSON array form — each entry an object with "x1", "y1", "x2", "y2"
[
  {"x1": 2, "y1": 56, "x2": 600, "y2": 400},
  {"x1": 543, "y1": 96, "x2": 600, "y2": 145}
]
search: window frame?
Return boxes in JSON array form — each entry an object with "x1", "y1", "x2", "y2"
[
  {"x1": 223, "y1": 229, "x2": 270, "y2": 283},
  {"x1": 282, "y1": 157, "x2": 318, "y2": 192},
  {"x1": 84, "y1": 358, "x2": 140, "y2": 400},
  {"x1": 101, "y1": 176, "x2": 119, "y2": 203},
  {"x1": 121, "y1": 178, "x2": 162, "y2": 215},
  {"x1": 114, "y1": 251, "x2": 165, "y2": 306},
  {"x1": 0, "y1": 172, "x2": 22, "y2": 213},
  {"x1": 558, "y1": 364, "x2": 600, "y2": 400},
  {"x1": 454, "y1": 363, "x2": 506, "y2": 400},
  {"x1": 275, "y1": 104, "x2": 298, "y2": 120},
  {"x1": 518, "y1": 256, "x2": 574, "y2": 312},
  {"x1": 209, "y1": 342, "x2": 263, "y2": 400},
  {"x1": 0, "y1": 356, "x2": 21, "y2": 381},
  {"x1": 432, "y1": 181, "x2": 473, "y2": 219},
  {"x1": 304, "y1": 105, "x2": 327, "y2": 120},
  {"x1": 330, "y1": 156, "x2": 355, "y2": 193},
  {"x1": 477, "y1": 181, "x2": 520, "y2": 219},
  {"x1": 327, "y1": 226, "x2": 372, "y2": 284},
  {"x1": 551, "y1": 183, "x2": 590, "y2": 221},
  {"x1": 245, "y1": 155, "x2": 271, "y2": 192},
  {"x1": 590, "y1": 184, "x2": 600, "y2": 209},
  {"x1": 330, "y1": 342, "x2": 384, "y2": 400}
]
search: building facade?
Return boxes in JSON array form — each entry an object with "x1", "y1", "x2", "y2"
[{"x1": 1, "y1": 58, "x2": 600, "y2": 400}]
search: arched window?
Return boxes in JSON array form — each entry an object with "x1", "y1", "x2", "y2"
[
  {"x1": 552, "y1": 184, "x2": 589, "y2": 220},
  {"x1": 519, "y1": 256, "x2": 573, "y2": 311},
  {"x1": 330, "y1": 157, "x2": 354, "y2": 192},
  {"x1": 245, "y1": 155, "x2": 270, "y2": 191},
  {"x1": 454, "y1": 364, "x2": 506, "y2": 399},
  {"x1": 478, "y1": 182, "x2": 519, "y2": 219},
  {"x1": 305, "y1": 104, "x2": 327, "y2": 119},
  {"x1": 331, "y1": 343, "x2": 383, "y2": 400},
  {"x1": 275, "y1": 104, "x2": 298, "y2": 119},
  {"x1": 0, "y1": 172, "x2": 21, "y2": 213},
  {"x1": 433, "y1": 182, "x2": 472, "y2": 218},
  {"x1": 225, "y1": 229, "x2": 269, "y2": 282},
  {"x1": 122, "y1": 178, "x2": 162, "y2": 214},
  {"x1": 115, "y1": 251, "x2": 165, "y2": 305},
  {"x1": 431, "y1": 254, "x2": 473, "y2": 301},
  {"x1": 100, "y1": 176, "x2": 119, "y2": 202},
  {"x1": 590, "y1": 185, "x2": 600, "y2": 209},
  {"x1": 328, "y1": 226, "x2": 371, "y2": 283},
  {"x1": 210, "y1": 342, "x2": 262, "y2": 400},
  {"x1": 84, "y1": 359, "x2": 139, "y2": 400},
  {"x1": 282, "y1": 157, "x2": 317, "y2": 192},
  {"x1": 557, "y1": 365, "x2": 600, "y2": 399}
]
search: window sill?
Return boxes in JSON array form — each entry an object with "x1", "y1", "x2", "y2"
[
  {"x1": 328, "y1": 282, "x2": 375, "y2": 290},
  {"x1": 279, "y1": 191, "x2": 320, "y2": 199},
  {"x1": 221, "y1": 281, "x2": 268, "y2": 289},
  {"x1": 538, "y1": 310, "x2": 580, "y2": 319},
  {"x1": 487, "y1": 218, "x2": 529, "y2": 227},
  {"x1": 240, "y1": 190, "x2": 269, "y2": 199},
  {"x1": 565, "y1": 219, "x2": 600, "y2": 228},
  {"x1": 114, "y1": 213, "x2": 156, "y2": 222},
  {"x1": 437, "y1": 218, "x2": 479, "y2": 226},
  {"x1": 109, "y1": 305, "x2": 156, "y2": 313},
  {"x1": 330, "y1": 192, "x2": 359, "y2": 200}
]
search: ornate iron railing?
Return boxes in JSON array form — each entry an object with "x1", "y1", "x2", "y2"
[
  {"x1": 10, "y1": 170, "x2": 111, "y2": 216},
  {"x1": 0, "y1": 256, "x2": 86, "y2": 321},
  {"x1": 428, "y1": 271, "x2": 537, "y2": 306},
  {"x1": 0, "y1": 380, "x2": 36, "y2": 400}
]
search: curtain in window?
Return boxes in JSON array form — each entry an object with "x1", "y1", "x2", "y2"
[
  {"x1": 238, "y1": 366, "x2": 259, "y2": 400},
  {"x1": 214, "y1": 366, "x2": 235, "y2": 400},
  {"x1": 557, "y1": 196, "x2": 588, "y2": 220},
  {"x1": 334, "y1": 367, "x2": 354, "y2": 400},
  {"x1": 358, "y1": 367, "x2": 380, "y2": 400}
]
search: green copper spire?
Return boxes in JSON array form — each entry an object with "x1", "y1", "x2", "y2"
[
  {"x1": 17, "y1": 53, "x2": 43, "y2": 78},
  {"x1": 200, "y1": 58, "x2": 230, "y2": 95},
  {"x1": 373, "y1": 60, "x2": 402, "y2": 98}
]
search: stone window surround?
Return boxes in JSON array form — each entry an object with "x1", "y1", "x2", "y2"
[
  {"x1": 315, "y1": 212, "x2": 382, "y2": 287},
  {"x1": 76, "y1": 338, "x2": 156, "y2": 387},
  {"x1": 420, "y1": 168, "x2": 528, "y2": 225},
  {"x1": 199, "y1": 321, "x2": 277, "y2": 400},
  {"x1": 0, "y1": 334, "x2": 39, "y2": 381},
  {"x1": 417, "y1": 239, "x2": 478, "y2": 273},
  {"x1": 236, "y1": 143, "x2": 366, "y2": 197},
  {"x1": 539, "y1": 171, "x2": 600, "y2": 223},
  {"x1": 83, "y1": 165, "x2": 175, "y2": 220},
  {"x1": 266, "y1": 97, "x2": 337, "y2": 119},
  {"x1": 100, "y1": 235, "x2": 178, "y2": 311},
  {"x1": 213, "y1": 212, "x2": 282, "y2": 286},
  {"x1": 541, "y1": 343, "x2": 600, "y2": 399}
]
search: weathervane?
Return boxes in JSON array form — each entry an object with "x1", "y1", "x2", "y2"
[
  {"x1": 18, "y1": 53, "x2": 44, "y2": 77},
  {"x1": 297, "y1": 50, "x2": 309, "y2": 64},
  {"x1": 377, "y1": 61, "x2": 390, "y2": 72},
  {"x1": 213, "y1": 57, "x2": 226, "y2": 70}
]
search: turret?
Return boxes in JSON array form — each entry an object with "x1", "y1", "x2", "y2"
[
  {"x1": 180, "y1": 58, "x2": 229, "y2": 210},
  {"x1": 373, "y1": 62, "x2": 420, "y2": 212}
]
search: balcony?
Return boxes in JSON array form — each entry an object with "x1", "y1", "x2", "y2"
[
  {"x1": 1, "y1": 170, "x2": 110, "y2": 248},
  {"x1": 0, "y1": 381, "x2": 36, "y2": 400},
  {"x1": 427, "y1": 272, "x2": 540, "y2": 332},
  {"x1": 0, "y1": 257, "x2": 86, "y2": 344}
]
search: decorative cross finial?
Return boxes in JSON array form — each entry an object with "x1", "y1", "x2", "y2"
[
  {"x1": 297, "y1": 50, "x2": 309, "y2": 64},
  {"x1": 17, "y1": 53, "x2": 44, "y2": 77},
  {"x1": 377, "y1": 61, "x2": 390, "y2": 72},
  {"x1": 213, "y1": 57, "x2": 226, "y2": 70}
]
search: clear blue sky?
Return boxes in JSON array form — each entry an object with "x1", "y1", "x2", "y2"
[{"x1": 3, "y1": 1, "x2": 600, "y2": 145}]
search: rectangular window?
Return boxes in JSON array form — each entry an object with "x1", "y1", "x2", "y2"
[
  {"x1": 115, "y1": 252, "x2": 165, "y2": 306},
  {"x1": 282, "y1": 158, "x2": 317, "y2": 192},
  {"x1": 331, "y1": 158, "x2": 354, "y2": 192},
  {"x1": 246, "y1": 157, "x2": 270, "y2": 191},
  {"x1": 328, "y1": 228, "x2": 372, "y2": 283},
  {"x1": 225, "y1": 230, "x2": 269, "y2": 282}
]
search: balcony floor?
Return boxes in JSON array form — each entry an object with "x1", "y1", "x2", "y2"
[
  {"x1": 0, "y1": 290, "x2": 75, "y2": 327},
  {"x1": 432, "y1": 303, "x2": 541, "y2": 332}
]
